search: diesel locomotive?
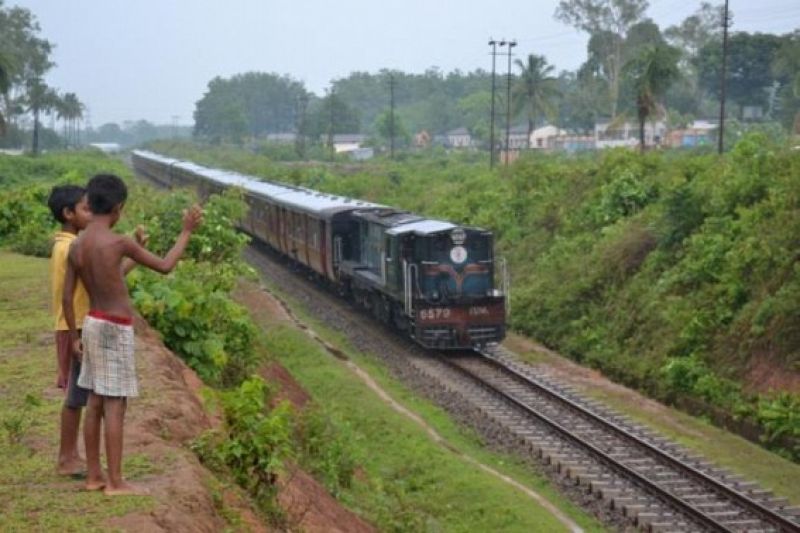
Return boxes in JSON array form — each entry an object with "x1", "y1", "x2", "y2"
[{"x1": 132, "y1": 150, "x2": 507, "y2": 349}]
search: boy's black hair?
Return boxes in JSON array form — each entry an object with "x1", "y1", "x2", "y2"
[
  {"x1": 86, "y1": 174, "x2": 127, "y2": 215},
  {"x1": 47, "y1": 185, "x2": 86, "y2": 224}
]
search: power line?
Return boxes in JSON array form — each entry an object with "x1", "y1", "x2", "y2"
[
  {"x1": 389, "y1": 73, "x2": 396, "y2": 159},
  {"x1": 504, "y1": 39, "x2": 517, "y2": 167},
  {"x1": 489, "y1": 38, "x2": 500, "y2": 168},
  {"x1": 718, "y1": 0, "x2": 730, "y2": 155}
]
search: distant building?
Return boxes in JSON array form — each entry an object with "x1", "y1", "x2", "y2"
[
  {"x1": 666, "y1": 120, "x2": 717, "y2": 148},
  {"x1": 265, "y1": 133, "x2": 297, "y2": 144},
  {"x1": 89, "y1": 143, "x2": 121, "y2": 154},
  {"x1": 445, "y1": 127, "x2": 472, "y2": 148},
  {"x1": 595, "y1": 119, "x2": 667, "y2": 149},
  {"x1": 551, "y1": 135, "x2": 596, "y2": 153},
  {"x1": 413, "y1": 130, "x2": 431, "y2": 148},
  {"x1": 332, "y1": 134, "x2": 367, "y2": 154},
  {"x1": 348, "y1": 147, "x2": 374, "y2": 161},
  {"x1": 530, "y1": 125, "x2": 568, "y2": 150},
  {"x1": 506, "y1": 125, "x2": 530, "y2": 151}
]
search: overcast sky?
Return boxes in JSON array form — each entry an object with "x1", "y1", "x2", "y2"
[{"x1": 12, "y1": 0, "x2": 800, "y2": 127}]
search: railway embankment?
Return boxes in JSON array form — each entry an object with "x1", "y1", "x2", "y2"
[{"x1": 0, "y1": 251, "x2": 266, "y2": 531}]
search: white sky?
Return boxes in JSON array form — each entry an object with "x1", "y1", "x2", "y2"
[{"x1": 11, "y1": 0, "x2": 800, "y2": 126}]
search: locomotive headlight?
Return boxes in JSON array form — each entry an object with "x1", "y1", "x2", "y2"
[{"x1": 450, "y1": 245, "x2": 468, "y2": 264}]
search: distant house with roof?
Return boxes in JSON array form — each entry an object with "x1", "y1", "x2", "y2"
[
  {"x1": 506, "y1": 125, "x2": 530, "y2": 150},
  {"x1": 595, "y1": 118, "x2": 667, "y2": 149},
  {"x1": 332, "y1": 134, "x2": 367, "y2": 154},
  {"x1": 529, "y1": 125, "x2": 568, "y2": 150},
  {"x1": 445, "y1": 127, "x2": 472, "y2": 148},
  {"x1": 665, "y1": 120, "x2": 717, "y2": 148},
  {"x1": 414, "y1": 130, "x2": 431, "y2": 148}
]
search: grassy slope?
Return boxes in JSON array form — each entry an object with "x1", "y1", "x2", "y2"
[
  {"x1": 242, "y1": 279, "x2": 605, "y2": 532},
  {"x1": 0, "y1": 251, "x2": 154, "y2": 531}
]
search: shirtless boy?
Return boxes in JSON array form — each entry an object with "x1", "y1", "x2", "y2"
[{"x1": 63, "y1": 174, "x2": 202, "y2": 495}]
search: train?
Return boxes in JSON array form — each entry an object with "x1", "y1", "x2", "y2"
[{"x1": 132, "y1": 150, "x2": 507, "y2": 349}]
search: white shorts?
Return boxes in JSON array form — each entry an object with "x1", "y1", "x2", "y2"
[{"x1": 77, "y1": 313, "x2": 138, "y2": 398}]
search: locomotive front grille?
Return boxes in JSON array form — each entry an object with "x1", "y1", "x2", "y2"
[
  {"x1": 467, "y1": 326, "x2": 503, "y2": 343},
  {"x1": 420, "y1": 327, "x2": 456, "y2": 347}
]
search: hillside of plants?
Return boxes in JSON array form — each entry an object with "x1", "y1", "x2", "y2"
[{"x1": 149, "y1": 137, "x2": 800, "y2": 460}]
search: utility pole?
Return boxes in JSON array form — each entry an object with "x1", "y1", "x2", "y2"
[
  {"x1": 171, "y1": 115, "x2": 179, "y2": 139},
  {"x1": 504, "y1": 39, "x2": 517, "y2": 167},
  {"x1": 327, "y1": 88, "x2": 335, "y2": 161},
  {"x1": 295, "y1": 92, "x2": 308, "y2": 159},
  {"x1": 389, "y1": 73, "x2": 396, "y2": 159},
  {"x1": 718, "y1": 0, "x2": 730, "y2": 155},
  {"x1": 489, "y1": 38, "x2": 499, "y2": 168}
]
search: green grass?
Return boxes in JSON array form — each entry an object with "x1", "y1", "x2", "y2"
[
  {"x1": 0, "y1": 251, "x2": 155, "y2": 532},
  {"x1": 244, "y1": 279, "x2": 605, "y2": 532},
  {"x1": 510, "y1": 339, "x2": 800, "y2": 506}
]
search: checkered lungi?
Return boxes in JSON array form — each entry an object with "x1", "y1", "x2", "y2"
[{"x1": 77, "y1": 311, "x2": 138, "y2": 397}]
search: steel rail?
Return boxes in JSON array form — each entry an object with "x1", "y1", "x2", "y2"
[{"x1": 471, "y1": 348, "x2": 800, "y2": 533}]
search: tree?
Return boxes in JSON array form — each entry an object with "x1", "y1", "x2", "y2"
[
  {"x1": 56, "y1": 92, "x2": 83, "y2": 146},
  {"x1": 512, "y1": 54, "x2": 560, "y2": 147},
  {"x1": 696, "y1": 32, "x2": 785, "y2": 115},
  {"x1": 555, "y1": 0, "x2": 650, "y2": 117},
  {"x1": 24, "y1": 77, "x2": 58, "y2": 155},
  {"x1": 193, "y1": 72, "x2": 307, "y2": 141},
  {"x1": 0, "y1": 1, "x2": 54, "y2": 135},
  {"x1": 665, "y1": 3, "x2": 727, "y2": 113},
  {"x1": 771, "y1": 31, "x2": 800, "y2": 131},
  {"x1": 457, "y1": 90, "x2": 492, "y2": 143},
  {"x1": 0, "y1": 52, "x2": 11, "y2": 135},
  {"x1": 623, "y1": 44, "x2": 680, "y2": 151},
  {"x1": 373, "y1": 110, "x2": 409, "y2": 148}
]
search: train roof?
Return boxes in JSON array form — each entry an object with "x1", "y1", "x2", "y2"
[
  {"x1": 133, "y1": 150, "x2": 383, "y2": 218},
  {"x1": 385, "y1": 219, "x2": 456, "y2": 236}
]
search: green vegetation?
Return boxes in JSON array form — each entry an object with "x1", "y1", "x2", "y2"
[
  {"x1": 245, "y1": 308, "x2": 602, "y2": 531},
  {"x1": 152, "y1": 136, "x2": 800, "y2": 460},
  {"x1": 0, "y1": 252, "x2": 154, "y2": 531},
  {"x1": 0, "y1": 151, "x2": 360, "y2": 526},
  {"x1": 0, "y1": 151, "x2": 134, "y2": 256}
]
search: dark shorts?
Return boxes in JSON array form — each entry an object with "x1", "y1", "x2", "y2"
[{"x1": 65, "y1": 356, "x2": 90, "y2": 409}]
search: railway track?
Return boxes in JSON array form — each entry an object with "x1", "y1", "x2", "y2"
[{"x1": 441, "y1": 346, "x2": 800, "y2": 532}]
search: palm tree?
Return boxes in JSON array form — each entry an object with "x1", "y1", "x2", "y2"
[
  {"x1": 512, "y1": 54, "x2": 560, "y2": 148},
  {"x1": 623, "y1": 45, "x2": 681, "y2": 152},
  {"x1": 25, "y1": 78, "x2": 59, "y2": 155},
  {"x1": 57, "y1": 92, "x2": 83, "y2": 147}
]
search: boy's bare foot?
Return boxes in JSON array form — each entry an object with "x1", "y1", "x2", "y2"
[
  {"x1": 85, "y1": 478, "x2": 106, "y2": 491},
  {"x1": 57, "y1": 457, "x2": 86, "y2": 476},
  {"x1": 103, "y1": 481, "x2": 149, "y2": 496}
]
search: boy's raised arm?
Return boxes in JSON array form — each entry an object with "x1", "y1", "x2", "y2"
[
  {"x1": 123, "y1": 205, "x2": 202, "y2": 274},
  {"x1": 62, "y1": 251, "x2": 81, "y2": 358}
]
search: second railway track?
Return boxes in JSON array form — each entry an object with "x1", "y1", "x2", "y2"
[{"x1": 441, "y1": 347, "x2": 800, "y2": 532}]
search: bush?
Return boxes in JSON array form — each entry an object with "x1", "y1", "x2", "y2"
[{"x1": 193, "y1": 377, "x2": 294, "y2": 516}]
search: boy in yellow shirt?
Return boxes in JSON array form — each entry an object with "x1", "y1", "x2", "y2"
[
  {"x1": 48, "y1": 185, "x2": 92, "y2": 475},
  {"x1": 49, "y1": 184, "x2": 147, "y2": 476}
]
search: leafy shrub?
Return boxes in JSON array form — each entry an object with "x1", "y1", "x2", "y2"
[
  {"x1": 295, "y1": 407, "x2": 356, "y2": 497},
  {"x1": 193, "y1": 377, "x2": 294, "y2": 516},
  {"x1": 130, "y1": 262, "x2": 259, "y2": 387}
]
